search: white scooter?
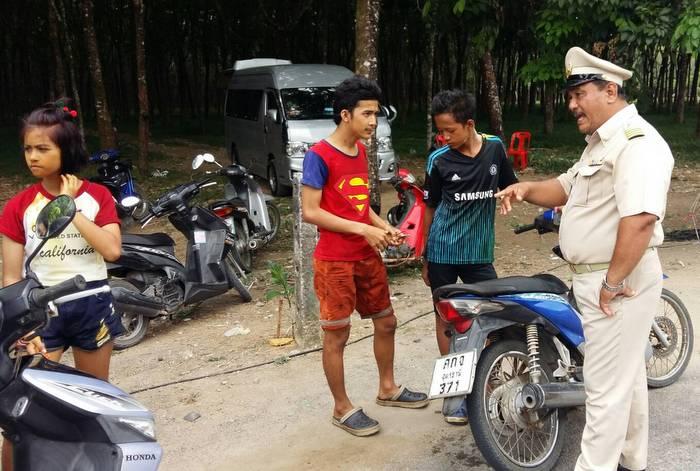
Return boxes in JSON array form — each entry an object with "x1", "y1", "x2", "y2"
[{"x1": 0, "y1": 195, "x2": 162, "y2": 470}]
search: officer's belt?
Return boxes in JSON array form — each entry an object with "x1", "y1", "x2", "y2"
[
  {"x1": 568, "y1": 262, "x2": 609, "y2": 274},
  {"x1": 567, "y1": 248, "x2": 655, "y2": 274}
]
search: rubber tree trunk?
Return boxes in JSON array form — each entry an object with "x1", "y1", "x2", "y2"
[
  {"x1": 480, "y1": 51, "x2": 504, "y2": 139},
  {"x1": 80, "y1": 0, "x2": 116, "y2": 149},
  {"x1": 426, "y1": 30, "x2": 436, "y2": 151},
  {"x1": 676, "y1": 53, "x2": 690, "y2": 124},
  {"x1": 51, "y1": 0, "x2": 84, "y2": 137},
  {"x1": 133, "y1": 0, "x2": 150, "y2": 173},
  {"x1": 47, "y1": 3, "x2": 66, "y2": 97},
  {"x1": 354, "y1": 0, "x2": 382, "y2": 215},
  {"x1": 543, "y1": 82, "x2": 555, "y2": 135}
]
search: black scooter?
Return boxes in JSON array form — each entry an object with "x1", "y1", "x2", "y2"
[
  {"x1": 0, "y1": 195, "x2": 162, "y2": 470},
  {"x1": 108, "y1": 176, "x2": 252, "y2": 349}
]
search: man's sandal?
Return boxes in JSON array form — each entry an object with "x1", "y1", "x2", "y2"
[
  {"x1": 331, "y1": 407, "x2": 380, "y2": 437},
  {"x1": 376, "y1": 385, "x2": 429, "y2": 409}
]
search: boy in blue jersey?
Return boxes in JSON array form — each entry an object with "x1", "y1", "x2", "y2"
[{"x1": 421, "y1": 89, "x2": 518, "y2": 423}]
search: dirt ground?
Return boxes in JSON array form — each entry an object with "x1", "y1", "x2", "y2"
[{"x1": 1, "y1": 140, "x2": 699, "y2": 470}]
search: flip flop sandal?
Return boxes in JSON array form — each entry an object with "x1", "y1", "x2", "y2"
[
  {"x1": 376, "y1": 385, "x2": 429, "y2": 409},
  {"x1": 331, "y1": 407, "x2": 380, "y2": 437}
]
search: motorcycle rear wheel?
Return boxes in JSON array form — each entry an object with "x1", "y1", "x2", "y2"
[
  {"x1": 467, "y1": 340, "x2": 565, "y2": 471},
  {"x1": 111, "y1": 279, "x2": 151, "y2": 350},
  {"x1": 264, "y1": 202, "x2": 281, "y2": 244},
  {"x1": 646, "y1": 288, "x2": 694, "y2": 388},
  {"x1": 232, "y1": 219, "x2": 252, "y2": 272},
  {"x1": 225, "y1": 253, "x2": 253, "y2": 302}
]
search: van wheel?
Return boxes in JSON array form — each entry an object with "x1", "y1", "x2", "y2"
[{"x1": 268, "y1": 162, "x2": 291, "y2": 196}]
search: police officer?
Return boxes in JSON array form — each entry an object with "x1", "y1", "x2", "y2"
[{"x1": 495, "y1": 47, "x2": 674, "y2": 471}]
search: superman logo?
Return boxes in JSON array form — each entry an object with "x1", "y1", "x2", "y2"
[{"x1": 335, "y1": 174, "x2": 369, "y2": 213}]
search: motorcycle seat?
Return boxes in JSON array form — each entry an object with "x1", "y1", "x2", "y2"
[
  {"x1": 122, "y1": 232, "x2": 175, "y2": 247},
  {"x1": 221, "y1": 165, "x2": 246, "y2": 177},
  {"x1": 433, "y1": 274, "x2": 569, "y2": 301}
]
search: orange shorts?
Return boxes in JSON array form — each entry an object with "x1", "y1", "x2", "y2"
[{"x1": 313, "y1": 254, "x2": 393, "y2": 331}]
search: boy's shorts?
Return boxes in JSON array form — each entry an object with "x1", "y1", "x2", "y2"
[
  {"x1": 313, "y1": 254, "x2": 393, "y2": 331},
  {"x1": 40, "y1": 280, "x2": 125, "y2": 351}
]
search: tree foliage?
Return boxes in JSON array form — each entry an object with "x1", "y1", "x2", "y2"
[{"x1": 1, "y1": 0, "x2": 699, "y2": 139}]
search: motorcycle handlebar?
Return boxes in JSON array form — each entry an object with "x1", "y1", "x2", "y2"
[
  {"x1": 513, "y1": 223, "x2": 537, "y2": 234},
  {"x1": 29, "y1": 275, "x2": 87, "y2": 308}
]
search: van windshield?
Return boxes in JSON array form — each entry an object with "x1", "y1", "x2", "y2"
[{"x1": 281, "y1": 87, "x2": 335, "y2": 120}]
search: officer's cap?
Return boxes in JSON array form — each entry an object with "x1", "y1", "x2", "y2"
[{"x1": 564, "y1": 47, "x2": 632, "y2": 89}]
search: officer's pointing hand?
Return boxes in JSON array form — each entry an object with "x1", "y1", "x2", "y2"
[
  {"x1": 495, "y1": 183, "x2": 529, "y2": 215},
  {"x1": 599, "y1": 285, "x2": 636, "y2": 317}
]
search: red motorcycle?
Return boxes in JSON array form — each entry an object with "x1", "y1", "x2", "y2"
[{"x1": 383, "y1": 168, "x2": 427, "y2": 266}]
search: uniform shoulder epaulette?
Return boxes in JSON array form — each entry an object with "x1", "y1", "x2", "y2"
[{"x1": 624, "y1": 127, "x2": 645, "y2": 140}]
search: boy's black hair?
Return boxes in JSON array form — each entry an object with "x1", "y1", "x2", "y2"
[
  {"x1": 333, "y1": 75, "x2": 383, "y2": 125},
  {"x1": 20, "y1": 98, "x2": 87, "y2": 174},
  {"x1": 431, "y1": 89, "x2": 477, "y2": 124}
]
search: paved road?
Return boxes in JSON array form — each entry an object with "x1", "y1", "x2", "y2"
[{"x1": 140, "y1": 243, "x2": 699, "y2": 470}]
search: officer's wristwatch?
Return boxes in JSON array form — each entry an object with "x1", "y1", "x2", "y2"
[{"x1": 601, "y1": 275, "x2": 624, "y2": 293}]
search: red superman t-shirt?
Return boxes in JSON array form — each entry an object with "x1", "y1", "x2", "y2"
[{"x1": 301, "y1": 140, "x2": 375, "y2": 261}]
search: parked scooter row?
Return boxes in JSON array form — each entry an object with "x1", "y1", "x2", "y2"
[
  {"x1": 86, "y1": 150, "x2": 280, "y2": 349},
  {"x1": 0, "y1": 196, "x2": 162, "y2": 470},
  {"x1": 428, "y1": 209, "x2": 694, "y2": 470},
  {"x1": 108, "y1": 172, "x2": 254, "y2": 349}
]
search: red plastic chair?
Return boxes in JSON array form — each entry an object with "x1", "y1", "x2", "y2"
[{"x1": 508, "y1": 131, "x2": 531, "y2": 170}]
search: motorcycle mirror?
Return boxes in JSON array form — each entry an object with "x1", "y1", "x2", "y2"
[
  {"x1": 202, "y1": 153, "x2": 216, "y2": 163},
  {"x1": 192, "y1": 154, "x2": 204, "y2": 170},
  {"x1": 36, "y1": 195, "x2": 76, "y2": 240},
  {"x1": 25, "y1": 195, "x2": 77, "y2": 272}
]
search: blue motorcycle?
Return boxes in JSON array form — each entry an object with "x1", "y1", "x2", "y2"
[
  {"x1": 89, "y1": 149, "x2": 149, "y2": 226},
  {"x1": 428, "y1": 209, "x2": 694, "y2": 470}
]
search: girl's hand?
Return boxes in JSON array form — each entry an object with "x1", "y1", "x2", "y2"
[
  {"x1": 59, "y1": 174, "x2": 81, "y2": 198},
  {"x1": 15, "y1": 332, "x2": 47, "y2": 355}
]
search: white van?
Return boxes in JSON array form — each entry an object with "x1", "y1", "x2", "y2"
[{"x1": 224, "y1": 59, "x2": 396, "y2": 195}]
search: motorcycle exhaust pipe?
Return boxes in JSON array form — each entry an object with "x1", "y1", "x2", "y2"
[
  {"x1": 111, "y1": 286, "x2": 165, "y2": 318},
  {"x1": 521, "y1": 382, "x2": 586, "y2": 410}
]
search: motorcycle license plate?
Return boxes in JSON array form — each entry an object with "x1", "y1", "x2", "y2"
[{"x1": 428, "y1": 350, "x2": 477, "y2": 399}]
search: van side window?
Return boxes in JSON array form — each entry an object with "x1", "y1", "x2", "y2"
[{"x1": 226, "y1": 89, "x2": 263, "y2": 121}]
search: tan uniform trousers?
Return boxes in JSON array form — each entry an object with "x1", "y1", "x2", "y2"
[{"x1": 573, "y1": 249, "x2": 662, "y2": 471}]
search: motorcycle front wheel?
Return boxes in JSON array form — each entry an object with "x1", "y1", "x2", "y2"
[
  {"x1": 111, "y1": 279, "x2": 151, "y2": 350},
  {"x1": 467, "y1": 340, "x2": 565, "y2": 471},
  {"x1": 646, "y1": 288, "x2": 694, "y2": 388}
]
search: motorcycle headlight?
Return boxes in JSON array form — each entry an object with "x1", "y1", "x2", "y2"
[
  {"x1": 121, "y1": 195, "x2": 142, "y2": 208},
  {"x1": 118, "y1": 417, "x2": 157, "y2": 440},
  {"x1": 377, "y1": 136, "x2": 393, "y2": 152},
  {"x1": 286, "y1": 141, "x2": 311, "y2": 156}
]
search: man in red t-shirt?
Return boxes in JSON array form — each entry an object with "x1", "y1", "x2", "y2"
[{"x1": 301, "y1": 76, "x2": 428, "y2": 437}]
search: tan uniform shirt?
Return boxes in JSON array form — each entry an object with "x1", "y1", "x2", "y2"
[{"x1": 557, "y1": 104, "x2": 674, "y2": 264}]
